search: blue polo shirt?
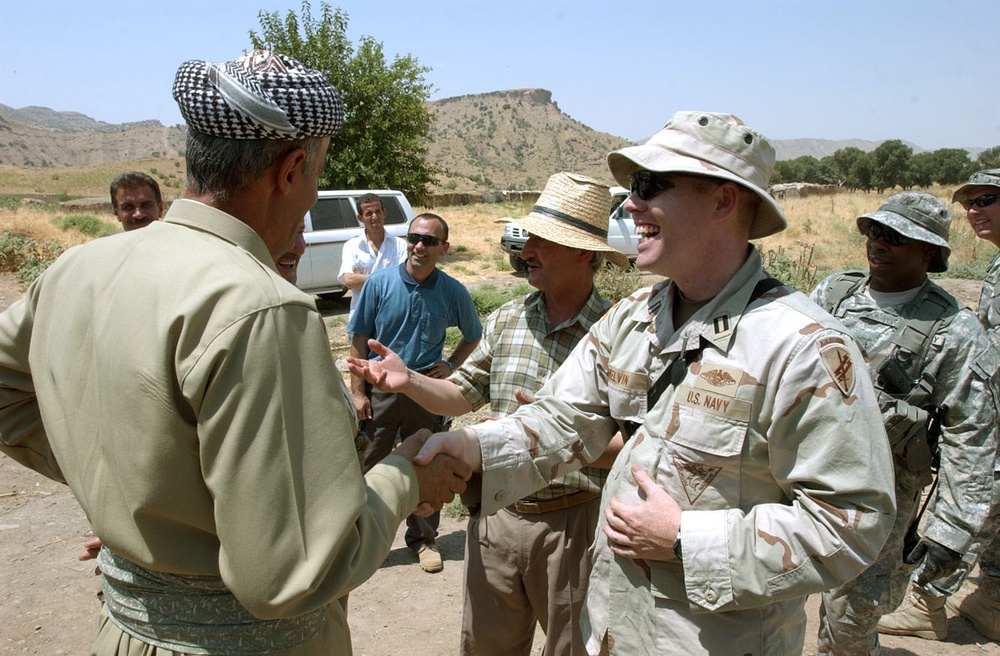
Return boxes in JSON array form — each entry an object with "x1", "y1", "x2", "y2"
[{"x1": 348, "y1": 264, "x2": 483, "y2": 371}]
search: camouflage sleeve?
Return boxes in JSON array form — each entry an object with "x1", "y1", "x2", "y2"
[
  {"x1": 923, "y1": 317, "x2": 1000, "y2": 554},
  {"x1": 476, "y1": 312, "x2": 621, "y2": 515}
]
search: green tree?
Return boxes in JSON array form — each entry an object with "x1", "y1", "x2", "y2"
[
  {"x1": 976, "y1": 146, "x2": 1000, "y2": 170},
  {"x1": 250, "y1": 1, "x2": 437, "y2": 200},
  {"x1": 829, "y1": 147, "x2": 870, "y2": 190},
  {"x1": 871, "y1": 140, "x2": 912, "y2": 193}
]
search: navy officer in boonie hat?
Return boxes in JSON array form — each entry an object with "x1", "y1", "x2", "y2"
[{"x1": 410, "y1": 111, "x2": 896, "y2": 656}]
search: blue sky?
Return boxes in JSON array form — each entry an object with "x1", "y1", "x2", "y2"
[{"x1": 2, "y1": 0, "x2": 994, "y2": 150}]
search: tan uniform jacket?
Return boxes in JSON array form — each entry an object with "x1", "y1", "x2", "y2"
[
  {"x1": 472, "y1": 249, "x2": 896, "y2": 655},
  {"x1": 0, "y1": 200, "x2": 418, "y2": 654}
]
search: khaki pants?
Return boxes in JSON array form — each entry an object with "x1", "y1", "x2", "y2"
[{"x1": 460, "y1": 497, "x2": 600, "y2": 656}]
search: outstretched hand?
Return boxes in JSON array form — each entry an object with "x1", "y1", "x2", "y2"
[
  {"x1": 603, "y1": 465, "x2": 681, "y2": 561},
  {"x1": 346, "y1": 339, "x2": 410, "y2": 392},
  {"x1": 396, "y1": 430, "x2": 473, "y2": 517}
]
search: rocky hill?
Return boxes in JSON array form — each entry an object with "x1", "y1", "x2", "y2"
[
  {"x1": 0, "y1": 104, "x2": 186, "y2": 168},
  {"x1": 0, "y1": 94, "x2": 964, "y2": 192}
]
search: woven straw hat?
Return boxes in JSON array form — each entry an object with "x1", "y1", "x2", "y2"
[
  {"x1": 607, "y1": 111, "x2": 787, "y2": 239},
  {"x1": 512, "y1": 172, "x2": 630, "y2": 269}
]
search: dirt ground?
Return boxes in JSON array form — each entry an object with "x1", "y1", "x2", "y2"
[{"x1": 1, "y1": 273, "x2": 998, "y2": 655}]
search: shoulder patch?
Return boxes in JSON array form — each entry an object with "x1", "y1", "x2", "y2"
[{"x1": 817, "y1": 336, "x2": 856, "y2": 396}]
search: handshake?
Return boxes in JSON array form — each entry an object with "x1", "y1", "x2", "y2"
[{"x1": 392, "y1": 428, "x2": 482, "y2": 516}]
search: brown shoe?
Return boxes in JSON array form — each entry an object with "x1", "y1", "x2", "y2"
[
  {"x1": 417, "y1": 544, "x2": 443, "y2": 573},
  {"x1": 949, "y1": 576, "x2": 1000, "y2": 641},
  {"x1": 878, "y1": 589, "x2": 947, "y2": 640}
]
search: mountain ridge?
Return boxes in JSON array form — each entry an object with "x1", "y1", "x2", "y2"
[{"x1": 0, "y1": 93, "x2": 979, "y2": 191}]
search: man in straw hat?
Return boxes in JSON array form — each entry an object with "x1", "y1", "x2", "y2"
[
  {"x1": 408, "y1": 111, "x2": 896, "y2": 654},
  {"x1": 0, "y1": 50, "x2": 469, "y2": 655},
  {"x1": 879, "y1": 171, "x2": 1000, "y2": 643},
  {"x1": 807, "y1": 192, "x2": 999, "y2": 652},
  {"x1": 348, "y1": 171, "x2": 627, "y2": 655}
]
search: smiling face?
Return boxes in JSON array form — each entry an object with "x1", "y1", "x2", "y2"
[
  {"x1": 113, "y1": 184, "x2": 163, "y2": 231},
  {"x1": 864, "y1": 220, "x2": 936, "y2": 292},
  {"x1": 276, "y1": 224, "x2": 306, "y2": 284},
  {"x1": 622, "y1": 174, "x2": 720, "y2": 278},
  {"x1": 405, "y1": 216, "x2": 449, "y2": 282},
  {"x1": 357, "y1": 199, "x2": 386, "y2": 238},
  {"x1": 963, "y1": 185, "x2": 1000, "y2": 249}
]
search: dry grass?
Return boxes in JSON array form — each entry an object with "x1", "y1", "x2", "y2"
[
  {"x1": 0, "y1": 187, "x2": 993, "y2": 290},
  {"x1": 0, "y1": 205, "x2": 108, "y2": 248}
]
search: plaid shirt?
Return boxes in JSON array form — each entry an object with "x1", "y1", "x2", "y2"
[{"x1": 451, "y1": 287, "x2": 611, "y2": 500}]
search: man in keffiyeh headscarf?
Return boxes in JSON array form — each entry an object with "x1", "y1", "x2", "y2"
[{"x1": 0, "y1": 50, "x2": 470, "y2": 655}]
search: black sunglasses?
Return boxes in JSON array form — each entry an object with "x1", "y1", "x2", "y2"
[
  {"x1": 407, "y1": 232, "x2": 443, "y2": 247},
  {"x1": 629, "y1": 170, "x2": 675, "y2": 202},
  {"x1": 865, "y1": 222, "x2": 912, "y2": 247},
  {"x1": 961, "y1": 194, "x2": 1000, "y2": 211}
]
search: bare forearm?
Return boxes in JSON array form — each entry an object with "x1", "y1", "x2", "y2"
[
  {"x1": 448, "y1": 339, "x2": 479, "y2": 368},
  {"x1": 342, "y1": 272, "x2": 367, "y2": 291},
  {"x1": 404, "y1": 371, "x2": 474, "y2": 416}
]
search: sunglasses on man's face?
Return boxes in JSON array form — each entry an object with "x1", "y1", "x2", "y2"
[
  {"x1": 629, "y1": 170, "x2": 675, "y2": 202},
  {"x1": 961, "y1": 194, "x2": 1000, "y2": 211},
  {"x1": 865, "y1": 222, "x2": 912, "y2": 247},
  {"x1": 407, "y1": 232, "x2": 444, "y2": 247}
]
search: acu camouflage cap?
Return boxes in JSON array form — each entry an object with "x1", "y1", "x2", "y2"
[
  {"x1": 951, "y1": 169, "x2": 1000, "y2": 205},
  {"x1": 857, "y1": 191, "x2": 952, "y2": 272}
]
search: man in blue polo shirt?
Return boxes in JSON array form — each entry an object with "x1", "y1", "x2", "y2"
[{"x1": 348, "y1": 212, "x2": 482, "y2": 572}]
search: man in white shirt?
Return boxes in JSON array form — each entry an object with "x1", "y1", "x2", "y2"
[{"x1": 338, "y1": 193, "x2": 408, "y2": 320}]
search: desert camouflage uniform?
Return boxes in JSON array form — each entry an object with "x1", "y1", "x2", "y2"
[
  {"x1": 473, "y1": 250, "x2": 896, "y2": 656},
  {"x1": 811, "y1": 272, "x2": 1000, "y2": 655}
]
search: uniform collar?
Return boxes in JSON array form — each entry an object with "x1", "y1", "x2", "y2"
[{"x1": 163, "y1": 199, "x2": 277, "y2": 276}]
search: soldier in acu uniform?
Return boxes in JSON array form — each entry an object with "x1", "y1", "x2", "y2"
[
  {"x1": 810, "y1": 192, "x2": 1000, "y2": 652},
  {"x1": 879, "y1": 173, "x2": 1000, "y2": 642}
]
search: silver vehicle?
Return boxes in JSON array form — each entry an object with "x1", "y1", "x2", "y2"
[
  {"x1": 296, "y1": 189, "x2": 415, "y2": 298},
  {"x1": 500, "y1": 186, "x2": 637, "y2": 273}
]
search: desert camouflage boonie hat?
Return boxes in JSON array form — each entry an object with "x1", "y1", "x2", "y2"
[
  {"x1": 951, "y1": 168, "x2": 1000, "y2": 205},
  {"x1": 856, "y1": 191, "x2": 952, "y2": 272},
  {"x1": 606, "y1": 111, "x2": 787, "y2": 239}
]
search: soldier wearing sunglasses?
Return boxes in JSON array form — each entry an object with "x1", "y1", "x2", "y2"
[
  {"x1": 348, "y1": 213, "x2": 482, "y2": 574},
  {"x1": 809, "y1": 192, "x2": 999, "y2": 652},
  {"x1": 409, "y1": 112, "x2": 896, "y2": 655},
  {"x1": 881, "y1": 171, "x2": 1000, "y2": 643}
]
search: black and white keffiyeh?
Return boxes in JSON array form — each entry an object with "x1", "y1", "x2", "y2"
[{"x1": 172, "y1": 50, "x2": 344, "y2": 140}]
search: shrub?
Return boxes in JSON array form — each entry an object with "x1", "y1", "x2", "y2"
[
  {"x1": 56, "y1": 213, "x2": 117, "y2": 238},
  {"x1": 758, "y1": 243, "x2": 819, "y2": 293},
  {"x1": 0, "y1": 231, "x2": 64, "y2": 285},
  {"x1": 595, "y1": 264, "x2": 644, "y2": 305}
]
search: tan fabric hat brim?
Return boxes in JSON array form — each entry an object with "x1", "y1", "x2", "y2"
[
  {"x1": 608, "y1": 146, "x2": 787, "y2": 240},
  {"x1": 515, "y1": 213, "x2": 631, "y2": 269}
]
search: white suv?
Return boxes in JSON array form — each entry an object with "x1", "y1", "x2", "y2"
[
  {"x1": 500, "y1": 186, "x2": 637, "y2": 272},
  {"x1": 296, "y1": 189, "x2": 415, "y2": 298}
]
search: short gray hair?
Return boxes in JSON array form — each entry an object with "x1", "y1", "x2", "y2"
[{"x1": 184, "y1": 130, "x2": 325, "y2": 201}]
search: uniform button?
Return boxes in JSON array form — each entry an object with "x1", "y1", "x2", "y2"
[
  {"x1": 494, "y1": 490, "x2": 506, "y2": 503},
  {"x1": 705, "y1": 589, "x2": 718, "y2": 603}
]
